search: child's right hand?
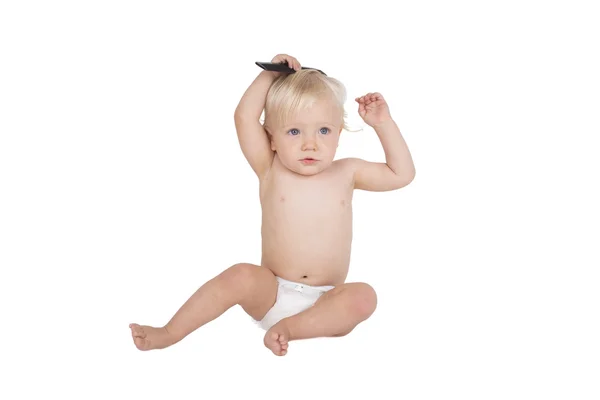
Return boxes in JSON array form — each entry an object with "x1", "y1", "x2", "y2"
[{"x1": 270, "y1": 54, "x2": 301, "y2": 77}]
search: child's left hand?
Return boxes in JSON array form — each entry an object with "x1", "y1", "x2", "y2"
[{"x1": 355, "y1": 92, "x2": 392, "y2": 128}]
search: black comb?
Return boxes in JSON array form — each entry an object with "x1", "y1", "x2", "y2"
[{"x1": 255, "y1": 61, "x2": 327, "y2": 76}]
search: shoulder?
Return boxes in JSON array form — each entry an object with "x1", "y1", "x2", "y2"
[
  {"x1": 332, "y1": 157, "x2": 361, "y2": 186},
  {"x1": 333, "y1": 157, "x2": 361, "y2": 173}
]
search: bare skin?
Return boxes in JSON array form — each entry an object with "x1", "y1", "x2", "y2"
[
  {"x1": 259, "y1": 154, "x2": 378, "y2": 355},
  {"x1": 129, "y1": 154, "x2": 377, "y2": 355},
  {"x1": 130, "y1": 54, "x2": 414, "y2": 355},
  {"x1": 130, "y1": 262, "x2": 280, "y2": 351},
  {"x1": 260, "y1": 155, "x2": 354, "y2": 287},
  {"x1": 129, "y1": 87, "x2": 378, "y2": 355}
]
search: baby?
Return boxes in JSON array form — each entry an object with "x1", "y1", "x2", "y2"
[{"x1": 130, "y1": 53, "x2": 416, "y2": 356}]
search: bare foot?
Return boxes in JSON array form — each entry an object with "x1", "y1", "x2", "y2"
[
  {"x1": 129, "y1": 323, "x2": 176, "y2": 351},
  {"x1": 264, "y1": 322, "x2": 290, "y2": 356}
]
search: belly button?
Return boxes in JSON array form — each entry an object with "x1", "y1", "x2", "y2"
[{"x1": 302, "y1": 275, "x2": 307, "y2": 279}]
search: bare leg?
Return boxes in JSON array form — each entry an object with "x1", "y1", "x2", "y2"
[
  {"x1": 263, "y1": 282, "x2": 377, "y2": 356},
  {"x1": 130, "y1": 263, "x2": 278, "y2": 350}
]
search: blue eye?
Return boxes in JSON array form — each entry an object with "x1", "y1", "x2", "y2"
[
  {"x1": 288, "y1": 128, "x2": 300, "y2": 136},
  {"x1": 319, "y1": 127, "x2": 330, "y2": 134}
]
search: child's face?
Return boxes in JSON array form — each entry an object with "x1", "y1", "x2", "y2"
[{"x1": 269, "y1": 98, "x2": 343, "y2": 176}]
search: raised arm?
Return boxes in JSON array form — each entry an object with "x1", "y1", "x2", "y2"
[
  {"x1": 233, "y1": 71, "x2": 277, "y2": 179},
  {"x1": 348, "y1": 93, "x2": 416, "y2": 191},
  {"x1": 234, "y1": 55, "x2": 301, "y2": 179}
]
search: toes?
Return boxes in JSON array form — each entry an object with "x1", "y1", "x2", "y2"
[
  {"x1": 133, "y1": 337, "x2": 147, "y2": 350},
  {"x1": 264, "y1": 329, "x2": 291, "y2": 356},
  {"x1": 130, "y1": 324, "x2": 146, "y2": 338}
]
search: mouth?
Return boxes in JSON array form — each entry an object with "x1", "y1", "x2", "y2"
[{"x1": 300, "y1": 158, "x2": 318, "y2": 164}]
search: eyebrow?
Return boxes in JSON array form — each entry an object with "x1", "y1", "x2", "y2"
[{"x1": 283, "y1": 122, "x2": 336, "y2": 129}]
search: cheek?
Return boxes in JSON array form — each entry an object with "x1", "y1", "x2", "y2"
[
  {"x1": 324, "y1": 135, "x2": 339, "y2": 147},
  {"x1": 276, "y1": 137, "x2": 297, "y2": 155},
  {"x1": 285, "y1": 136, "x2": 301, "y2": 148},
  {"x1": 272, "y1": 135, "x2": 289, "y2": 149}
]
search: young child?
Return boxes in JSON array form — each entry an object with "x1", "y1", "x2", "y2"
[{"x1": 130, "y1": 53, "x2": 415, "y2": 356}]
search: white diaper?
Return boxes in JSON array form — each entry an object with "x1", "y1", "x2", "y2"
[{"x1": 253, "y1": 277, "x2": 335, "y2": 331}]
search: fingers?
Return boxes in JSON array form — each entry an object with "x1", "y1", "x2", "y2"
[
  {"x1": 355, "y1": 93, "x2": 372, "y2": 102},
  {"x1": 271, "y1": 54, "x2": 301, "y2": 71},
  {"x1": 288, "y1": 57, "x2": 300, "y2": 71},
  {"x1": 356, "y1": 92, "x2": 378, "y2": 100},
  {"x1": 355, "y1": 92, "x2": 383, "y2": 103}
]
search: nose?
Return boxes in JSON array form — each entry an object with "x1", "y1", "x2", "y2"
[{"x1": 301, "y1": 135, "x2": 317, "y2": 151}]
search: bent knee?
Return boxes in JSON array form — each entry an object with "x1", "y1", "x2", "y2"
[
  {"x1": 350, "y1": 283, "x2": 378, "y2": 320},
  {"x1": 219, "y1": 263, "x2": 260, "y2": 294}
]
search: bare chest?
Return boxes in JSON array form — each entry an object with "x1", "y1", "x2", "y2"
[
  {"x1": 260, "y1": 164, "x2": 354, "y2": 225},
  {"x1": 258, "y1": 159, "x2": 355, "y2": 283}
]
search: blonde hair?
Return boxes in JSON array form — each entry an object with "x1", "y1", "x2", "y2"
[{"x1": 261, "y1": 69, "x2": 359, "y2": 133}]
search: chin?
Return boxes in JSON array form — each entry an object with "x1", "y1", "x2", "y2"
[{"x1": 295, "y1": 168, "x2": 321, "y2": 176}]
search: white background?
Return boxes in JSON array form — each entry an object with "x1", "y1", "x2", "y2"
[{"x1": 1, "y1": 1, "x2": 598, "y2": 399}]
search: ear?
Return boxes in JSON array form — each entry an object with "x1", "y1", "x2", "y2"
[{"x1": 265, "y1": 126, "x2": 276, "y2": 151}]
